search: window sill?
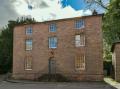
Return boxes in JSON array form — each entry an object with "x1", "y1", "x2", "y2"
[
  {"x1": 75, "y1": 68, "x2": 85, "y2": 71},
  {"x1": 49, "y1": 31, "x2": 56, "y2": 32},
  {"x1": 26, "y1": 34, "x2": 32, "y2": 35},
  {"x1": 75, "y1": 26, "x2": 85, "y2": 30},
  {"x1": 75, "y1": 45, "x2": 85, "y2": 47},
  {"x1": 49, "y1": 47, "x2": 57, "y2": 49},
  {"x1": 25, "y1": 69, "x2": 32, "y2": 71},
  {"x1": 26, "y1": 49, "x2": 32, "y2": 51}
]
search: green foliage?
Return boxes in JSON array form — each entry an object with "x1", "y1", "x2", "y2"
[
  {"x1": 0, "y1": 17, "x2": 36, "y2": 74},
  {"x1": 38, "y1": 74, "x2": 70, "y2": 82},
  {"x1": 103, "y1": 0, "x2": 120, "y2": 45},
  {"x1": 103, "y1": 0, "x2": 120, "y2": 61},
  {"x1": 103, "y1": 61, "x2": 112, "y2": 76},
  {"x1": 85, "y1": 0, "x2": 109, "y2": 10},
  {"x1": 103, "y1": 40, "x2": 112, "y2": 61}
]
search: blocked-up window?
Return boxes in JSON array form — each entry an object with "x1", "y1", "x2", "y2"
[
  {"x1": 75, "y1": 19, "x2": 85, "y2": 29},
  {"x1": 25, "y1": 57, "x2": 32, "y2": 70},
  {"x1": 49, "y1": 37, "x2": 57, "y2": 48},
  {"x1": 75, "y1": 34, "x2": 85, "y2": 47},
  {"x1": 26, "y1": 39, "x2": 32, "y2": 50},
  {"x1": 26, "y1": 26, "x2": 32, "y2": 35},
  {"x1": 49, "y1": 23, "x2": 57, "y2": 32},
  {"x1": 75, "y1": 55, "x2": 85, "y2": 70}
]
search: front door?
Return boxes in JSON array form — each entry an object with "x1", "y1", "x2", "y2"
[{"x1": 48, "y1": 58, "x2": 56, "y2": 74}]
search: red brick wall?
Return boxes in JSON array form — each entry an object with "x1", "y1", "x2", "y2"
[
  {"x1": 112, "y1": 44, "x2": 120, "y2": 82},
  {"x1": 13, "y1": 15, "x2": 103, "y2": 81}
]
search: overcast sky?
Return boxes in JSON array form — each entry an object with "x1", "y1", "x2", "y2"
[
  {"x1": 0, "y1": 0, "x2": 109, "y2": 29},
  {"x1": 0, "y1": 0, "x2": 19, "y2": 28}
]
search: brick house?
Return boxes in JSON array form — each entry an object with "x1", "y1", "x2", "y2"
[
  {"x1": 111, "y1": 42, "x2": 120, "y2": 82},
  {"x1": 13, "y1": 14, "x2": 103, "y2": 81}
]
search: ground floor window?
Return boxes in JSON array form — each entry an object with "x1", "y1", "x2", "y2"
[
  {"x1": 75, "y1": 55, "x2": 85, "y2": 70},
  {"x1": 25, "y1": 56, "x2": 32, "y2": 70}
]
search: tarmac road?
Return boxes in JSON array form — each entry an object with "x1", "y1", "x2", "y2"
[{"x1": 0, "y1": 81, "x2": 116, "y2": 89}]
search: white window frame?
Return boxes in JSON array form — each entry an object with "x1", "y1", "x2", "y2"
[
  {"x1": 75, "y1": 34, "x2": 85, "y2": 47},
  {"x1": 26, "y1": 26, "x2": 32, "y2": 35},
  {"x1": 75, "y1": 55, "x2": 85, "y2": 71},
  {"x1": 75, "y1": 19, "x2": 85, "y2": 29},
  {"x1": 26, "y1": 39, "x2": 33, "y2": 51},
  {"x1": 49, "y1": 37, "x2": 57, "y2": 49},
  {"x1": 25, "y1": 57, "x2": 32, "y2": 70},
  {"x1": 49, "y1": 23, "x2": 57, "y2": 32}
]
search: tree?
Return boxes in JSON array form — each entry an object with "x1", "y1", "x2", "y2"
[
  {"x1": 103, "y1": 0, "x2": 120, "y2": 45},
  {"x1": 103, "y1": 40, "x2": 112, "y2": 61},
  {"x1": 85, "y1": 0, "x2": 109, "y2": 10},
  {"x1": 60, "y1": 0, "x2": 109, "y2": 10},
  {"x1": 102, "y1": 0, "x2": 120, "y2": 61},
  {"x1": 86, "y1": 0, "x2": 120, "y2": 61},
  {"x1": 0, "y1": 17, "x2": 36, "y2": 73}
]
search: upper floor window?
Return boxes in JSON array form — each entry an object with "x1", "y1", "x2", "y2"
[
  {"x1": 75, "y1": 19, "x2": 85, "y2": 29},
  {"x1": 49, "y1": 23, "x2": 56, "y2": 32},
  {"x1": 26, "y1": 26, "x2": 32, "y2": 35},
  {"x1": 75, "y1": 34, "x2": 85, "y2": 47},
  {"x1": 26, "y1": 39, "x2": 32, "y2": 51},
  {"x1": 49, "y1": 37, "x2": 57, "y2": 48}
]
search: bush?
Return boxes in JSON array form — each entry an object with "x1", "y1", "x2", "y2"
[
  {"x1": 103, "y1": 61, "x2": 113, "y2": 76},
  {"x1": 37, "y1": 73, "x2": 70, "y2": 82}
]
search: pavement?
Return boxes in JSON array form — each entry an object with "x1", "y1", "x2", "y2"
[
  {"x1": 0, "y1": 74, "x2": 6, "y2": 82},
  {"x1": 104, "y1": 77, "x2": 120, "y2": 89},
  {"x1": 0, "y1": 74, "x2": 118, "y2": 89}
]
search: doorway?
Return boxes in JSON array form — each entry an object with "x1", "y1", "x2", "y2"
[{"x1": 48, "y1": 58, "x2": 56, "y2": 74}]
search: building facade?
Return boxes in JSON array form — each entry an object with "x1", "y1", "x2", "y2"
[
  {"x1": 13, "y1": 14, "x2": 103, "y2": 81},
  {"x1": 111, "y1": 42, "x2": 120, "y2": 82}
]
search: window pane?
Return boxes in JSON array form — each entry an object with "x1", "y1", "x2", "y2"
[
  {"x1": 26, "y1": 39, "x2": 32, "y2": 50},
  {"x1": 75, "y1": 34, "x2": 85, "y2": 47},
  {"x1": 75, "y1": 55, "x2": 85, "y2": 70},
  {"x1": 26, "y1": 27, "x2": 32, "y2": 35},
  {"x1": 49, "y1": 37, "x2": 57, "y2": 48},
  {"x1": 49, "y1": 23, "x2": 56, "y2": 32},
  {"x1": 75, "y1": 19, "x2": 85, "y2": 29},
  {"x1": 25, "y1": 57, "x2": 32, "y2": 70},
  {"x1": 75, "y1": 35, "x2": 80, "y2": 47},
  {"x1": 80, "y1": 34, "x2": 85, "y2": 46}
]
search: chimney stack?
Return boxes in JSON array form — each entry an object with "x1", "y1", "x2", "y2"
[{"x1": 92, "y1": 10, "x2": 98, "y2": 15}]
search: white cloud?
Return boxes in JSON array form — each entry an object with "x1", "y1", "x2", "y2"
[
  {"x1": 0, "y1": 0, "x2": 19, "y2": 28},
  {"x1": 13, "y1": 0, "x2": 92, "y2": 22}
]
